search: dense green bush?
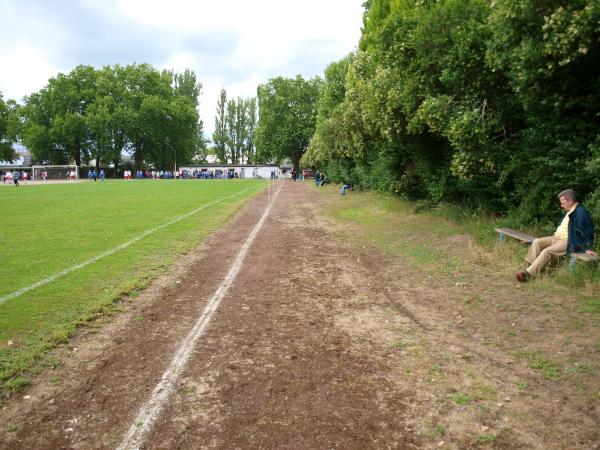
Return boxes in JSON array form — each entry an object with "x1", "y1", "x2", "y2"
[{"x1": 305, "y1": 0, "x2": 600, "y2": 230}]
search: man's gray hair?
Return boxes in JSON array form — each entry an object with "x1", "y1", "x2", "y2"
[{"x1": 558, "y1": 189, "x2": 578, "y2": 201}]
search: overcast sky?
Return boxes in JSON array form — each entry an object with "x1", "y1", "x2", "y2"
[{"x1": 0, "y1": 0, "x2": 364, "y2": 137}]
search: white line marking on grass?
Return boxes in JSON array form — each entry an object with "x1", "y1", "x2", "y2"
[
  {"x1": 117, "y1": 181, "x2": 283, "y2": 450},
  {"x1": 0, "y1": 185, "x2": 260, "y2": 305}
]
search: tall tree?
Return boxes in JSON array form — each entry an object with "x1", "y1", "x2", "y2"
[
  {"x1": 118, "y1": 63, "x2": 173, "y2": 167},
  {"x1": 244, "y1": 98, "x2": 257, "y2": 163},
  {"x1": 172, "y1": 69, "x2": 202, "y2": 106},
  {"x1": 82, "y1": 66, "x2": 128, "y2": 172},
  {"x1": 255, "y1": 75, "x2": 321, "y2": 170},
  {"x1": 225, "y1": 97, "x2": 249, "y2": 164},
  {"x1": 51, "y1": 65, "x2": 97, "y2": 166},
  {"x1": 235, "y1": 98, "x2": 248, "y2": 163},
  {"x1": 172, "y1": 68, "x2": 207, "y2": 163},
  {"x1": 225, "y1": 98, "x2": 237, "y2": 163},
  {"x1": 21, "y1": 89, "x2": 59, "y2": 164},
  {"x1": 86, "y1": 96, "x2": 116, "y2": 172},
  {"x1": 22, "y1": 65, "x2": 97, "y2": 166},
  {"x1": 213, "y1": 88, "x2": 228, "y2": 163},
  {"x1": 305, "y1": 54, "x2": 355, "y2": 171},
  {"x1": 94, "y1": 65, "x2": 129, "y2": 172}
]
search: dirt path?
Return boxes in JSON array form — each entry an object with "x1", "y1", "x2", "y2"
[{"x1": 1, "y1": 181, "x2": 598, "y2": 449}]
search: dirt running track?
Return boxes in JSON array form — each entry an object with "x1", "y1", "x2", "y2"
[{"x1": 1, "y1": 181, "x2": 598, "y2": 449}]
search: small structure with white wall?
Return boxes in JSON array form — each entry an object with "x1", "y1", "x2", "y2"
[{"x1": 178, "y1": 164, "x2": 282, "y2": 179}]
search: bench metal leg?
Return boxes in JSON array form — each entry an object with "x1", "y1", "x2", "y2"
[
  {"x1": 568, "y1": 254, "x2": 577, "y2": 271},
  {"x1": 498, "y1": 233, "x2": 505, "y2": 246}
]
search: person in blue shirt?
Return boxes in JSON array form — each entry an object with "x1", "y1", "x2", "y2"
[{"x1": 340, "y1": 181, "x2": 352, "y2": 195}]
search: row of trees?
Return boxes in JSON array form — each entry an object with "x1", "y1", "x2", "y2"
[
  {"x1": 298, "y1": 0, "x2": 600, "y2": 225},
  {"x1": 3, "y1": 0, "x2": 597, "y2": 227},
  {"x1": 212, "y1": 89, "x2": 257, "y2": 164},
  {"x1": 2, "y1": 64, "x2": 206, "y2": 172}
]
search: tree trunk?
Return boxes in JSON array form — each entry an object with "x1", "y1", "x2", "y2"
[
  {"x1": 135, "y1": 138, "x2": 143, "y2": 168},
  {"x1": 292, "y1": 155, "x2": 301, "y2": 174},
  {"x1": 75, "y1": 137, "x2": 81, "y2": 166}
]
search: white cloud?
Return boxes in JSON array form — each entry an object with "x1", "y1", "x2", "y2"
[
  {"x1": 0, "y1": 0, "x2": 364, "y2": 135},
  {"x1": 0, "y1": 43, "x2": 62, "y2": 102},
  {"x1": 164, "y1": 50, "x2": 203, "y2": 74}
]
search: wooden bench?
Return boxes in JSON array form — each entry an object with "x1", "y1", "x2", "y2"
[
  {"x1": 495, "y1": 227, "x2": 598, "y2": 269},
  {"x1": 495, "y1": 227, "x2": 536, "y2": 245}
]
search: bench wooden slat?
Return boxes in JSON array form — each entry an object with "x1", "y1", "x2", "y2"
[{"x1": 495, "y1": 227, "x2": 537, "y2": 244}]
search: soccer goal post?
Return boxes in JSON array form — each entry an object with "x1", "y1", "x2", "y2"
[{"x1": 32, "y1": 165, "x2": 79, "y2": 181}]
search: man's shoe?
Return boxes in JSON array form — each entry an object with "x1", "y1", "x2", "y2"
[{"x1": 515, "y1": 271, "x2": 531, "y2": 282}]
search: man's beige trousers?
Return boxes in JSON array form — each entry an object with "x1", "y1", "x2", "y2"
[{"x1": 525, "y1": 236, "x2": 568, "y2": 277}]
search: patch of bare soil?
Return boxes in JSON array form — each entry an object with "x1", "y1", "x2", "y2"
[{"x1": 0, "y1": 181, "x2": 598, "y2": 449}]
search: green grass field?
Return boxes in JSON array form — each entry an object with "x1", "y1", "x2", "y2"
[{"x1": 0, "y1": 179, "x2": 266, "y2": 395}]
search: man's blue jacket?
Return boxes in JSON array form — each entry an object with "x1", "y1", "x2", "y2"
[{"x1": 567, "y1": 204, "x2": 595, "y2": 254}]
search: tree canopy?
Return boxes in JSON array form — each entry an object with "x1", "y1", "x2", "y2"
[
  {"x1": 255, "y1": 75, "x2": 321, "y2": 170},
  {"x1": 304, "y1": 0, "x2": 600, "y2": 225},
  {"x1": 211, "y1": 89, "x2": 257, "y2": 164},
  {"x1": 18, "y1": 64, "x2": 205, "y2": 171}
]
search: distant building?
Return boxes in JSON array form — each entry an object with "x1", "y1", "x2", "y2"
[{"x1": 178, "y1": 164, "x2": 281, "y2": 179}]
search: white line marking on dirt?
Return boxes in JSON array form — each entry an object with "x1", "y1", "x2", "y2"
[
  {"x1": 0, "y1": 185, "x2": 260, "y2": 305},
  {"x1": 117, "y1": 181, "x2": 283, "y2": 450}
]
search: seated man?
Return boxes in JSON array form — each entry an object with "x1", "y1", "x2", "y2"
[
  {"x1": 516, "y1": 189, "x2": 596, "y2": 282},
  {"x1": 340, "y1": 181, "x2": 352, "y2": 195}
]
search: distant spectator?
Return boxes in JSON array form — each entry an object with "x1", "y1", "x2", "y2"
[
  {"x1": 340, "y1": 181, "x2": 352, "y2": 195},
  {"x1": 314, "y1": 171, "x2": 321, "y2": 186},
  {"x1": 12, "y1": 170, "x2": 20, "y2": 187}
]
